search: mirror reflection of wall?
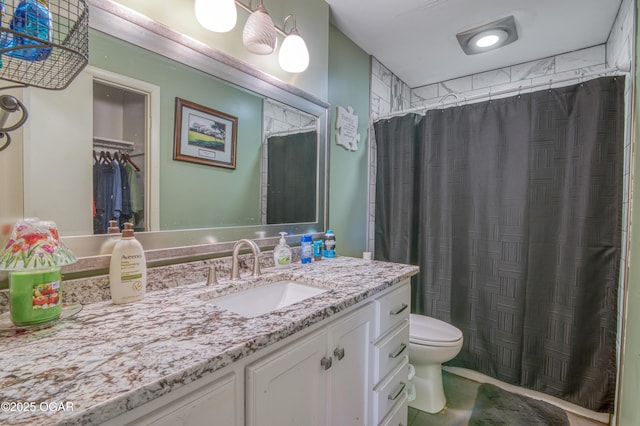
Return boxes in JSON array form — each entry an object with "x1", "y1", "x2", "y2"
[{"x1": 18, "y1": 28, "x2": 323, "y2": 240}]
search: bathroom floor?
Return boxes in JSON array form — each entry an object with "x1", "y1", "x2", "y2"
[{"x1": 407, "y1": 371, "x2": 609, "y2": 426}]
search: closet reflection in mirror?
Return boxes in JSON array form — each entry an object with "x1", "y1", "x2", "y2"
[
  {"x1": 20, "y1": 28, "x2": 320, "y2": 239},
  {"x1": 93, "y1": 81, "x2": 147, "y2": 235}
]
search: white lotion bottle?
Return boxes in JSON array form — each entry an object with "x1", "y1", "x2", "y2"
[
  {"x1": 273, "y1": 232, "x2": 292, "y2": 268},
  {"x1": 109, "y1": 222, "x2": 147, "y2": 304},
  {"x1": 99, "y1": 220, "x2": 121, "y2": 255}
]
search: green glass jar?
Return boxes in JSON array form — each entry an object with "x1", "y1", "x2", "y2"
[{"x1": 9, "y1": 268, "x2": 62, "y2": 326}]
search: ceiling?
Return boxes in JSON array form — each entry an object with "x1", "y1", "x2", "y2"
[{"x1": 325, "y1": 0, "x2": 624, "y2": 88}]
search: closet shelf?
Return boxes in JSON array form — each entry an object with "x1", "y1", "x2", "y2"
[{"x1": 93, "y1": 136, "x2": 135, "y2": 151}]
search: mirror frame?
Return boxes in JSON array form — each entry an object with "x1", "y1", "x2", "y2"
[{"x1": 62, "y1": 0, "x2": 329, "y2": 272}]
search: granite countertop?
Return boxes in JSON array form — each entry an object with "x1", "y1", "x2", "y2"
[{"x1": 0, "y1": 257, "x2": 418, "y2": 425}]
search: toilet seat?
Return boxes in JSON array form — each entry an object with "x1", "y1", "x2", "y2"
[{"x1": 410, "y1": 314, "x2": 463, "y2": 347}]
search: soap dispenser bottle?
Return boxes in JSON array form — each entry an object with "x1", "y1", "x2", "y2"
[
  {"x1": 273, "y1": 232, "x2": 292, "y2": 268},
  {"x1": 109, "y1": 222, "x2": 147, "y2": 304},
  {"x1": 99, "y1": 220, "x2": 121, "y2": 255}
]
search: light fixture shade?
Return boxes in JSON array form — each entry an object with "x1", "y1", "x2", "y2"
[
  {"x1": 278, "y1": 32, "x2": 309, "y2": 73},
  {"x1": 195, "y1": 0, "x2": 238, "y2": 33},
  {"x1": 0, "y1": 218, "x2": 76, "y2": 271},
  {"x1": 243, "y1": 4, "x2": 277, "y2": 55}
]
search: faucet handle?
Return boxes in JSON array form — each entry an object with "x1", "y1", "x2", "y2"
[{"x1": 207, "y1": 266, "x2": 218, "y2": 286}]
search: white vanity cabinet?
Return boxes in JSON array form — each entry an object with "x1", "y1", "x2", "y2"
[
  {"x1": 246, "y1": 278, "x2": 411, "y2": 426},
  {"x1": 246, "y1": 303, "x2": 375, "y2": 426},
  {"x1": 371, "y1": 280, "x2": 411, "y2": 425},
  {"x1": 101, "y1": 279, "x2": 411, "y2": 426}
]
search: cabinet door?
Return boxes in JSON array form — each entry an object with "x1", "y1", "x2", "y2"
[
  {"x1": 327, "y1": 304, "x2": 375, "y2": 426},
  {"x1": 103, "y1": 372, "x2": 240, "y2": 426},
  {"x1": 247, "y1": 330, "x2": 328, "y2": 426},
  {"x1": 147, "y1": 373, "x2": 237, "y2": 426}
]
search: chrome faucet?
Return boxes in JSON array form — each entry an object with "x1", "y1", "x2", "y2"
[{"x1": 231, "y1": 239, "x2": 261, "y2": 280}]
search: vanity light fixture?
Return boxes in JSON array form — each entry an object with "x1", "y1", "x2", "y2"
[
  {"x1": 456, "y1": 15, "x2": 518, "y2": 55},
  {"x1": 242, "y1": 0, "x2": 277, "y2": 54},
  {"x1": 278, "y1": 15, "x2": 309, "y2": 73},
  {"x1": 195, "y1": 0, "x2": 310, "y2": 73},
  {"x1": 195, "y1": 0, "x2": 238, "y2": 33}
]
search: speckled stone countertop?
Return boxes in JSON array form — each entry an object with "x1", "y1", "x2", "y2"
[{"x1": 0, "y1": 256, "x2": 418, "y2": 425}]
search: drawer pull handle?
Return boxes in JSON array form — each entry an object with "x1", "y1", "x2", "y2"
[
  {"x1": 334, "y1": 347, "x2": 345, "y2": 361},
  {"x1": 389, "y1": 303, "x2": 408, "y2": 316},
  {"x1": 388, "y1": 382, "x2": 406, "y2": 401},
  {"x1": 389, "y1": 343, "x2": 407, "y2": 359},
  {"x1": 321, "y1": 356, "x2": 333, "y2": 370}
]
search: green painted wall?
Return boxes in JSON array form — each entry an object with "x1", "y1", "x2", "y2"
[
  {"x1": 90, "y1": 31, "x2": 263, "y2": 230},
  {"x1": 618, "y1": 2, "x2": 639, "y2": 421},
  {"x1": 114, "y1": 0, "x2": 329, "y2": 102},
  {"x1": 327, "y1": 25, "x2": 371, "y2": 257}
]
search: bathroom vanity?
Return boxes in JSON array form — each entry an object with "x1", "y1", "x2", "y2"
[{"x1": 0, "y1": 257, "x2": 418, "y2": 425}]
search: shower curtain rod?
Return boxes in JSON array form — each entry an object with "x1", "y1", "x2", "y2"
[
  {"x1": 264, "y1": 125, "x2": 317, "y2": 139},
  {"x1": 376, "y1": 65, "x2": 627, "y2": 121}
]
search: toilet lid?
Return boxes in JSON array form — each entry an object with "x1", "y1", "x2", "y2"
[{"x1": 410, "y1": 314, "x2": 463, "y2": 346}]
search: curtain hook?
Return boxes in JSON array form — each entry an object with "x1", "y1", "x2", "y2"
[
  {"x1": 548, "y1": 79, "x2": 553, "y2": 92},
  {"x1": 488, "y1": 88, "x2": 492, "y2": 103},
  {"x1": 517, "y1": 85, "x2": 522, "y2": 98}
]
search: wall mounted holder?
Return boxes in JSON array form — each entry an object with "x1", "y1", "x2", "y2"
[{"x1": 0, "y1": 0, "x2": 89, "y2": 151}]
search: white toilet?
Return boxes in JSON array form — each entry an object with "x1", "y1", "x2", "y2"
[{"x1": 409, "y1": 313, "x2": 464, "y2": 413}]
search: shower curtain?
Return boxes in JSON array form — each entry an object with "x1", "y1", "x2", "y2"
[
  {"x1": 266, "y1": 131, "x2": 317, "y2": 224},
  {"x1": 374, "y1": 77, "x2": 624, "y2": 412}
]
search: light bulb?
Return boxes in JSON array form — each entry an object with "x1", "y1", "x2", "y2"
[
  {"x1": 278, "y1": 32, "x2": 309, "y2": 73},
  {"x1": 475, "y1": 34, "x2": 499, "y2": 48},
  {"x1": 195, "y1": 0, "x2": 237, "y2": 33},
  {"x1": 243, "y1": 5, "x2": 277, "y2": 55}
]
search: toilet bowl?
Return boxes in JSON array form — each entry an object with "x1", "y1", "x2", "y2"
[{"x1": 409, "y1": 313, "x2": 463, "y2": 414}]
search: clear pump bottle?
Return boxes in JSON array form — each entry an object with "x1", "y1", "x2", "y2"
[{"x1": 273, "y1": 232, "x2": 292, "y2": 268}]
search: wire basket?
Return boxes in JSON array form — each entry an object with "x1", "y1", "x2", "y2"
[{"x1": 0, "y1": 0, "x2": 88, "y2": 90}]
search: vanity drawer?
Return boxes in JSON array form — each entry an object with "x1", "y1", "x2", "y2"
[
  {"x1": 375, "y1": 281, "x2": 410, "y2": 339},
  {"x1": 378, "y1": 392, "x2": 408, "y2": 426},
  {"x1": 372, "y1": 356, "x2": 409, "y2": 425},
  {"x1": 374, "y1": 320, "x2": 409, "y2": 383}
]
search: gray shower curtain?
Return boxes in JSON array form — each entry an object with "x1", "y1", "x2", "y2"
[
  {"x1": 266, "y1": 131, "x2": 317, "y2": 224},
  {"x1": 374, "y1": 77, "x2": 624, "y2": 412}
]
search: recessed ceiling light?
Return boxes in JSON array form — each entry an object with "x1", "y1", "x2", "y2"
[{"x1": 456, "y1": 16, "x2": 518, "y2": 55}]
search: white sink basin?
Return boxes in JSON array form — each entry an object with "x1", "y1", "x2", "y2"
[{"x1": 206, "y1": 280, "x2": 327, "y2": 318}]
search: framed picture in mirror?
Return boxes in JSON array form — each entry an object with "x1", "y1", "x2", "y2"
[{"x1": 173, "y1": 97, "x2": 238, "y2": 169}]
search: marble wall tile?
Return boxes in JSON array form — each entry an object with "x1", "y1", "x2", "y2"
[
  {"x1": 411, "y1": 84, "x2": 438, "y2": 107},
  {"x1": 555, "y1": 45, "x2": 605, "y2": 73},
  {"x1": 438, "y1": 75, "x2": 473, "y2": 95},
  {"x1": 372, "y1": 58, "x2": 393, "y2": 89},
  {"x1": 607, "y1": 0, "x2": 634, "y2": 69},
  {"x1": 529, "y1": 64, "x2": 606, "y2": 89},
  {"x1": 371, "y1": 57, "x2": 411, "y2": 116},
  {"x1": 510, "y1": 57, "x2": 555, "y2": 81},
  {"x1": 472, "y1": 67, "x2": 511, "y2": 89},
  {"x1": 371, "y1": 73, "x2": 391, "y2": 102}
]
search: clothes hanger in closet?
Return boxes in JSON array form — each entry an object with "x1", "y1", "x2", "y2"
[{"x1": 124, "y1": 153, "x2": 141, "y2": 172}]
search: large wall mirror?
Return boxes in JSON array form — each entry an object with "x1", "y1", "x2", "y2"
[{"x1": 11, "y1": 0, "x2": 329, "y2": 268}]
